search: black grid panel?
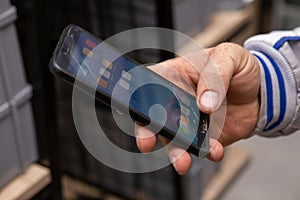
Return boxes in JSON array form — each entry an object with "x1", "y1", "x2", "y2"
[{"x1": 12, "y1": 0, "x2": 218, "y2": 199}]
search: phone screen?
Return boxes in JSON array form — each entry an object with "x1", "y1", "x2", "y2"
[{"x1": 54, "y1": 26, "x2": 208, "y2": 154}]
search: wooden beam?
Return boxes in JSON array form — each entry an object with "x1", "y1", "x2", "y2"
[
  {"x1": 0, "y1": 164, "x2": 51, "y2": 200},
  {"x1": 201, "y1": 146, "x2": 251, "y2": 200}
]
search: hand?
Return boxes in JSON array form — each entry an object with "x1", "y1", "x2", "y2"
[{"x1": 135, "y1": 43, "x2": 261, "y2": 175}]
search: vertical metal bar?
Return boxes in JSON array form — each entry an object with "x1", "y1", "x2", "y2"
[
  {"x1": 127, "y1": 0, "x2": 139, "y2": 61},
  {"x1": 155, "y1": 0, "x2": 175, "y2": 61},
  {"x1": 96, "y1": 0, "x2": 106, "y2": 37},
  {"x1": 32, "y1": 0, "x2": 62, "y2": 199},
  {"x1": 128, "y1": 0, "x2": 137, "y2": 28},
  {"x1": 87, "y1": 0, "x2": 101, "y2": 35},
  {"x1": 104, "y1": 0, "x2": 115, "y2": 37},
  {"x1": 156, "y1": 0, "x2": 174, "y2": 28},
  {"x1": 155, "y1": 1, "x2": 182, "y2": 200}
]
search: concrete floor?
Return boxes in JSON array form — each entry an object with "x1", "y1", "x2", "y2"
[{"x1": 221, "y1": 130, "x2": 300, "y2": 200}]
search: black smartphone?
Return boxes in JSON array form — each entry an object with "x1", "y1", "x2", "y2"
[{"x1": 49, "y1": 25, "x2": 209, "y2": 157}]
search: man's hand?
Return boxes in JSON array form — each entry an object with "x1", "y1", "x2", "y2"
[{"x1": 135, "y1": 43, "x2": 261, "y2": 175}]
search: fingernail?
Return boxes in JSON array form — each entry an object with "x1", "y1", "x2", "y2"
[
  {"x1": 170, "y1": 155, "x2": 177, "y2": 163},
  {"x1": 135, "y1": 126, "x2": 152, "y2": 139},
  {"x1": 200, "y1": 91, "x2": 219, "y2": 110},
  {"x1": 170, "y1": 156, "x2": 178, "y2": 170}
]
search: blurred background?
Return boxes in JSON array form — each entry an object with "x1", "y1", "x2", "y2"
[{"x1": 1, "y1": 0, "x2": 300, "y2": 199}]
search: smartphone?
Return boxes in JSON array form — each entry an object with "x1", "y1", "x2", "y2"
[{"x1": 49, "y1": 25, "x2": 209, "y2": 157}]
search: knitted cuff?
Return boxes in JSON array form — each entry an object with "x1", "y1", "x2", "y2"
[{"x1": 244, "y1": 28, "x2": 300, "y2": 137}]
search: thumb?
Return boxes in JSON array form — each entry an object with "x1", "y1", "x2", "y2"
[{"x1": 196, "y1": 43, "x2": 241, "y2": 113}]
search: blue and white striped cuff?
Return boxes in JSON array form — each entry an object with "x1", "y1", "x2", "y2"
[{"x1": 245, "y1": 30, "x2": 300, "y2": 137}]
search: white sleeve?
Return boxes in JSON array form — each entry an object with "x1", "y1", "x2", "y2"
[{"x1": 244, "y1": 27, "x2": 300, "y2": 137}]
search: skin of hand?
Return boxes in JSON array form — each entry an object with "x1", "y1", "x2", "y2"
[{"x1": 135, "y1": 42, "x2": 261, "y2": 175}]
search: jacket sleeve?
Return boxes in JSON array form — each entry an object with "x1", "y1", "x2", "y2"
[{"x1": 244, "y1": 27, "x2": 300, "y2": 137}]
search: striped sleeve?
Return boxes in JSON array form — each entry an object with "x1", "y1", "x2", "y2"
[{"x1": 244, "y1": 27, "x2": 300, "y2": 137}]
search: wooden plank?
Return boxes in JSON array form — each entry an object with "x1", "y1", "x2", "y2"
[
  {"x1": 0, "y1": 164, "x2": 51, "y2": 200},
  {"x1": 177, "y1": 1, "x2": 258, "y2": 55},
  {"x1": 193, "y1": 5, "x2": 254, "y2": 47},
  {"x1": 201, "y1": 146, "x2": 251, "y2": 200},
  {"x1": 62, "y1": 176, "x2": 104, "y2": 200}
]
